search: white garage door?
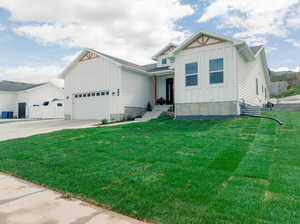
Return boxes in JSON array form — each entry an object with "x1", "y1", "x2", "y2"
[
  {"x1": 29, "y1": 101, "x2": 64, "y2": 119},
  {"x1": 72, "y1": 93, "x2": 110, "y2": 120}
]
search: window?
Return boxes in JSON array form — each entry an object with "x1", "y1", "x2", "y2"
[
  {"x1": 79, "y1": 94, "x2": 82, "y2": 98},
  {"x1": 101, "y1": 91, "x2": 105, "y2": 96},
  {"x1": 92, "y1": 92, "x2": 95, "y2": 96},
  {"x1": 33, "y1": 104, "x2": 39, "y2": 107},
  {"x1": 87, "y1": 93, "x2": 91, "y2": 97},
  {"x1": 185, "y1": 62, "x2": 198, "y2": 86},
  {"x1": 83, "y1": 93, "x2": 86, "y2": 97},
  {"x1": 209, "y1": 58, "x2": 224, "y2": 84},
  {"x1": 96, "y1": 92, "x2": 100, "y2": 96},
  {"x1": 75, "y1": 94, "x2": 78, "y2": 98},
  {"x1": 106, "y1": 91, "x2": 109, "y2": 95},
  {"x1": 256, "y1": 78, "x2": 259, "y2": 95},
  {"x1": 117, "y1": 89, "x2": 120, "y2": 96},
  {"x1": 57, "y1": 103, "x2": 63, "y2": 107},
  {"x1": 43, "y1": 101, "x2": 49, "y2": 106},
  {"x1": 161, "y1": 58, "x2": 167, "y2": 64}
]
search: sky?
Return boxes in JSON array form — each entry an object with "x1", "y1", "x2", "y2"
[{"x1": 0, "y1": 0, "x2": 299, "y2": 85}]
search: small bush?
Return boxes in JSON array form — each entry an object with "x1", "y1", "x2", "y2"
[
  {"x1": 168, "y1": 105, "x2": 175, "y2": 112},
  {"x1": 135, "y1": 114, "x2": 142, "y2": 119},
  {"x1": 156, "y1": 97, "x2": 166, "y2": 105},
  {"x1": 126, "y1": 115, "x2": 135, "y2": 121},
  {"x1": 101, "y1": 119, "x2": 108, "y2": 124},
  {"x1": 146, "y1": 102, "x2": 152, "y2": 111}
]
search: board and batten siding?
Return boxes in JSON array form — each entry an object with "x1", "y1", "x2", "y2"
[
  {"x1": 121, "y1": 68, "x2": 152, "y2": 108},
  {"x1": 237, "y1": 49, "x2": 269, "y2": 106},
  {"x1": 174, "y1": 42, "x2": 238, "y2": 104},
  {"x1": 64, "y1": 56, "x2": 123, "y2": 119}
]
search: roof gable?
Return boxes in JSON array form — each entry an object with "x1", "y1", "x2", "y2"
[
  {"x1": 183, "y1": 34, "x2": 226, "y2": 50},
  {"x1": 152, "y1": 43, "x2": 177, "y2": 60}
]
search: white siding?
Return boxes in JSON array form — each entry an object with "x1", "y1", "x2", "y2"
[
  {"x1": 174, "y1": 42, "x2": 238, "y2": 104},
  {"x1": 237, "y1": 50, "x2": 269, "y2": 106},
  {"x1": 0, "y1": 92, "x2": 16, "y2": 116},
  {"x1": 64, "y1": 56, "x2": 122, "y2": 120},
  {"x1": 121, "y1": 68, "x2": 151, "y2": 108}
]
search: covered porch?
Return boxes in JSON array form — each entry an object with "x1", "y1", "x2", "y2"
[{"x1": 151, "y1": 72, "x2": 174, "y2": 105}]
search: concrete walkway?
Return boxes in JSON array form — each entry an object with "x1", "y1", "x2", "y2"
[{"x1": 0, "y1": 172, "x2": 147, "y2": 224}]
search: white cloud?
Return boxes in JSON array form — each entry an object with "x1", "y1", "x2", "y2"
[
  {"x1": 1, "y1": 0, "x2": 194, "y2": 64},
  {"x1": 286, "y1": 38, "x2": 300, "y2": 48},
  {"x1": 0, "y1": 24, "x2": 6, "y2": 31},
  {"x1": 198, "y1": 0, "x2": 300, "y2": 45},
  {"x1": 273, "y1": 66, "x2": 300, "y2": 72},
  {"x1": 3, "y1": 65, "x2": 63, "y2": 84}
]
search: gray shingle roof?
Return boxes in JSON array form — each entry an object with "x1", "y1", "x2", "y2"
[
  {"x1": 0, "y1": 81, "x2": 45, "y2": 92},
  {"x1": 250, "y1": 45, "x2": 263, "y2": 55}
]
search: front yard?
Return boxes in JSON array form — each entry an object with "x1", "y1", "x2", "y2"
[{"x1": 0, "y1": 111, "x2": 299, "y2": 223}]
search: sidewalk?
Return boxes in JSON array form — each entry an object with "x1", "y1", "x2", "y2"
[{"x1": 0, "y1": 172, "x2": 147, "y2": 224}]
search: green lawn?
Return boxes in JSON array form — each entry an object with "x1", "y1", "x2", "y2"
[{"x1": 0, "y1": 111, "x2": 300, "y2": 223}]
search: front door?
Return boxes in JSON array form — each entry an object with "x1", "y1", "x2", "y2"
[
  {"x1": 18, "y1": 102, "x2": 26, "y2": 118},
  {"x1": 166, "y1": 78, "x2": 174, "y2": 105}
]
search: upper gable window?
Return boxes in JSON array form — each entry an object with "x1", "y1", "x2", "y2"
[
  {"x1": 185, "y1": 63, "x2": 198, "y2": 86},
  {"x1": 161, "y1": 58, "x2": 167, "y2": 65},
  {"x1": 209, "y1": 58, "x2": 224, "y2": 84}
]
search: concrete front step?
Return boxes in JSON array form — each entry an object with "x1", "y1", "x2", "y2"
[{"x1": 135, "y1": 105, "x2": 171, "y2": 122}]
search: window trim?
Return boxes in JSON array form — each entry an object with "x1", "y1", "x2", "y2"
[
  {"x1": 209, "y1": 58, "x2": 224, "y2": 85},
  {"x1": 185, "y1": 62, "x2": 198, "y2": 87}
]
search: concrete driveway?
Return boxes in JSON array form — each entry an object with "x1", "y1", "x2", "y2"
[
  {"x1": 0, "y1": 172, "x2": 146, "y2": 224},
  {"x1": 0, "y1": 119, "x2": 99, "y2": 141}
]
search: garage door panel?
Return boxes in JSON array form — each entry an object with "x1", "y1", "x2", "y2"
[{"x1": 73, "y1": 96, "x2": 110, "y2": 120}]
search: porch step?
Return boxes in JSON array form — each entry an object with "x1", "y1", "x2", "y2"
[
  {"x1": 240, "y1": 104, "x2": 261, "y2": 115},
  {"x1": 135, "y1": 105, "x2": 170, "y2": 122}
]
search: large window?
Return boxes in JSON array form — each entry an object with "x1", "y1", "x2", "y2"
[
  {"x1": 209, "y1": 58, "x2": 224, "y2": 84},
  {"x1": 185, "y1": 62, "x2": 198, "y2": 86}
]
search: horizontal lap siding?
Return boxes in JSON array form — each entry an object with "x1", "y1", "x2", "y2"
[{"x1": 175, "y1": 43, "x2": 237, "y2": 104}]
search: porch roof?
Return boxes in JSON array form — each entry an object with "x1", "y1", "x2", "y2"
[{"x1": 147, "y1": 66, "x2": 172, "y2": 73}]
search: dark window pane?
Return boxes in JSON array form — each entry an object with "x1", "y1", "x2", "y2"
[
  {"x1": 209, "y1": 58, "x2": 223, "y2": 71},
  {"x1": 79, "y1": 94, "x2": 82, "y2": 97},
  {"x1": 96, "y1": 92, "x2": 100, "y2": 96},
  {"x1": 57, "y1": 103, "x2": 63, "y2": 107},
  {"x1": 101, "y1": 91, "x2": 105, "y2": 96},
  {"x1": 75, "y1": 94, "x2": 78, "y2": 98},
  {"x1": 186, "y1": 75, "x2": 198, "y2": 86},
  {"x1": 87, "y1": 93, "x2": 91, "y2": 97},
  {"x1": 161, "y1": 58, "x2": 167, "y2": 64},
  {"x1": 210, "y1": 72, "x2": 224, "y2": 84},
  {"x1": 92, "y1": 93, "x2": 95, "y2": 96},
  {"x1": 185, "y1": 63, "x2": 198, "y2": 74}
]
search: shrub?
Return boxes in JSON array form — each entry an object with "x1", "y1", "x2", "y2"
[
  {"x1": 168, "y1": 105, "x2": 175, "y2": 112},
  {"x1": 101, "y1": 119, "x2": 108, "y2": 124},
  {"x1": 126, "y1": 115, "x2": 135, "y2": 121},
  {"x1": 135, "y1": 114, "x2": 142, "y2": 119},
  {"x1": 146, "y1": 102, "x2": 152, "y2": 111},
  {"x1": 156, "y1": 97, "x2": 166, "y2": 105}
]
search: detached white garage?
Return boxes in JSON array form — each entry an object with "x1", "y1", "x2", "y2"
[
  {"x1": 61, "y1": 48, "x2": 152, "y2": 120},
  {"x1": 0, "y1": 81, "x2": 64, "y2": 119}
]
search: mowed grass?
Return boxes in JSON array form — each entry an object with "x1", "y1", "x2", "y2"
[{"x1": 0, "y1": 111, "x2": 300, "y2": 223}]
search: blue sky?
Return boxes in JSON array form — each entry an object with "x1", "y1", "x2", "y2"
[{"x1": 0, "y1": 0, "x2": 299, "y2": 84}]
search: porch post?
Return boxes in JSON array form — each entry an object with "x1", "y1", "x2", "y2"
[
  {"x1": 172, "y1": 72, "x2": 175, "y2": 105},
  {"x1": 152, "y1": 74, "x2": 157, "y2": 105}
]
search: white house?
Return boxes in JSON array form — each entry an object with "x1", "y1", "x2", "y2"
[
  {"x1": 0, "y1": 81, "x2": 64, "y2": 119},
  {"x1": 61, "y1": 30, "x2": 270, "y2": 120}
]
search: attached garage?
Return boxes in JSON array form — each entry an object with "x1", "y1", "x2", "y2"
[{"x1": 61, "y1": 48, "x2": 152, "y2": 120}]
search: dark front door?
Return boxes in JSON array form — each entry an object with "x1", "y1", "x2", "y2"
[
  {"x1": 18, "y1": 103, "x2": 26, "y2": 118},
  {"x1": 166, "y1": 78, "x2": 174, "y2": 105}
]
